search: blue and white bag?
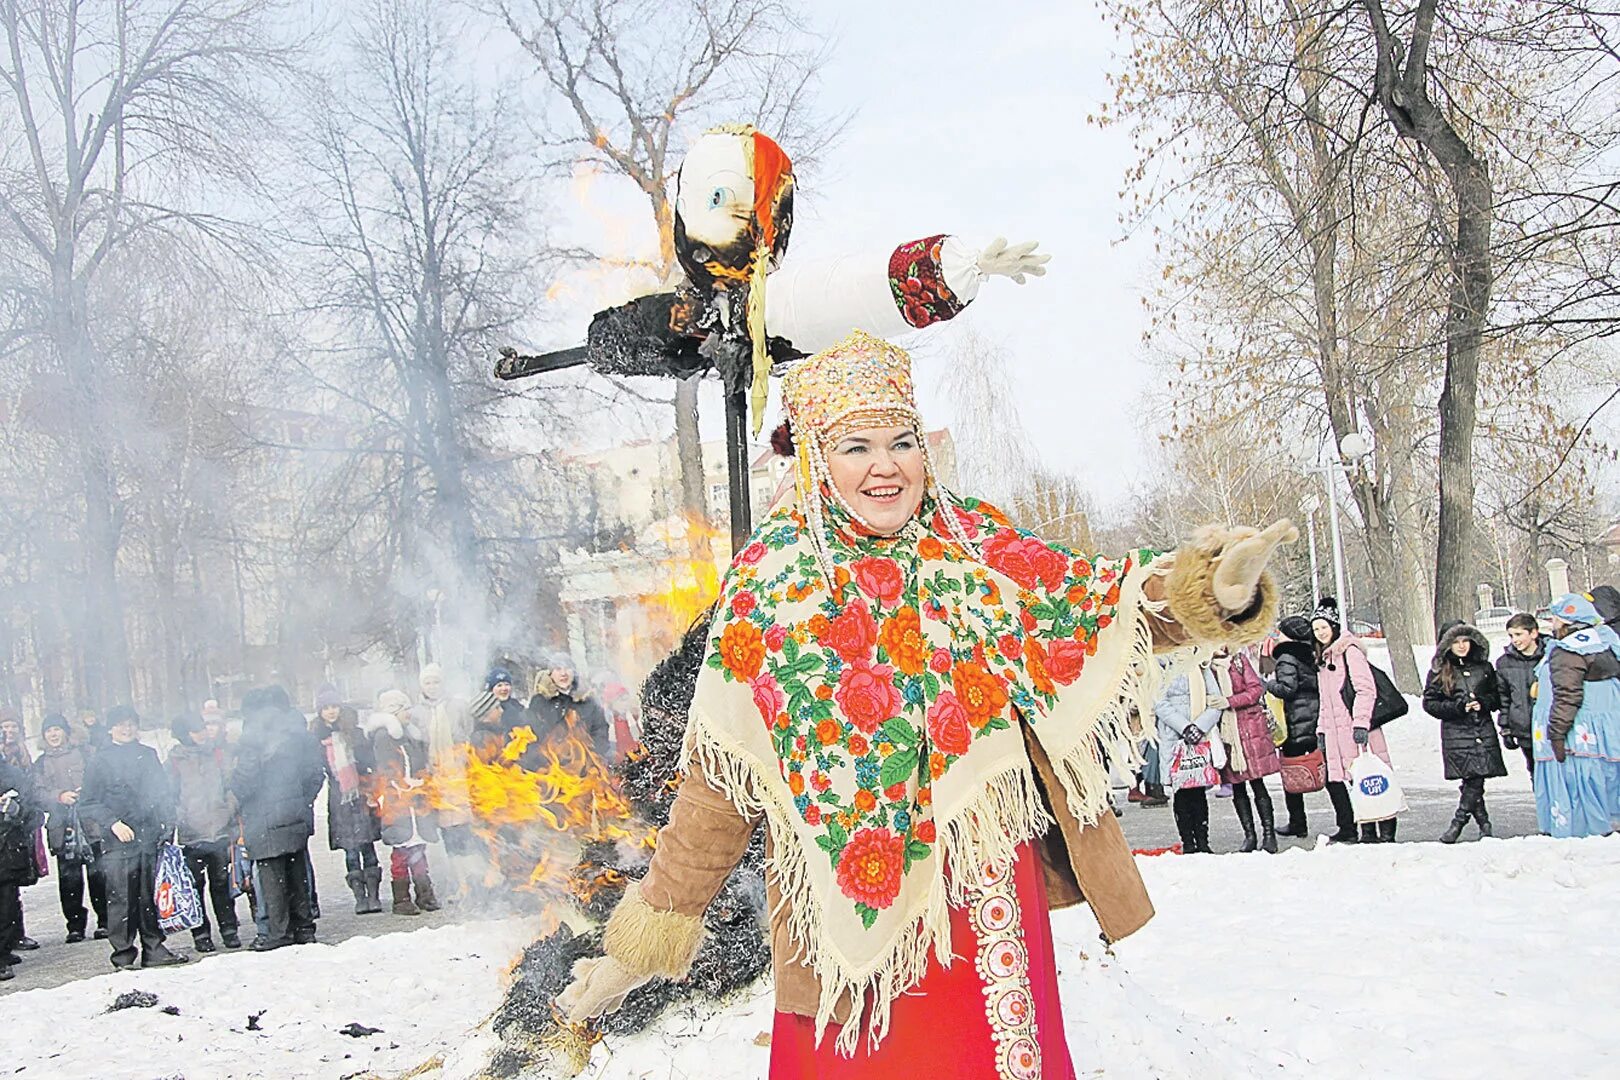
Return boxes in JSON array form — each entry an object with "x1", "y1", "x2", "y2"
[
  {"x1": 1348, "y1": 751, "x2": 1407, "y2": 824},
  {"x1": 154, "y1": 840, "x2": 204, "y2": 932}
]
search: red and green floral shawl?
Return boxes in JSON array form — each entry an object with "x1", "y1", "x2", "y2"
[{"x1": 686, "y1": 493, "x2": 1168, "y2": 1054}]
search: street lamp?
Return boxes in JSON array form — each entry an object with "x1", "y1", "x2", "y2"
[
  {"x1": 1302, "y1": 432, "x2": 1371, "y2": 614},
  {"x1": 1300, "y1": 491, "x2": 1322, "y2": 601}
]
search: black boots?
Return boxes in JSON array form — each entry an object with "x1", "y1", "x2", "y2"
[
  {"x1": 1254, "y1": 783, "x2": 1279, "y2": 853},
  {"x1": 1173, "y1": 789, "x2": 1212, "y2": 853},
  {"x1": 1279, "y1": 791, "x2": 1308, "y2": 838},
  {"x1": 1232, "y1": 785, "x2": 1258, "y2": 853},
  {"x1": 347, "y1": 870, "x2": 368, "y2": 915},
  {"x1": 1444, "y1": 784, "x2": 1492, "y2": 842},
  {"x1": 1326, "y1": 781, "x2": 1358, "y2": 843},
  {"x1": 1469, "y1": 785, "x2": 1492, "y2": 838},
  {"x1": 411, "y1": 863, "x2": 441, "y2": 913},
  {"x1": 1440, "y1": 810, "x2": 1468, "y2": 844}
]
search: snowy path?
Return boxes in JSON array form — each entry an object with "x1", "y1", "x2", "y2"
[{"x1": 3, "y1": 837, "x2": 1615, "y2": 1079}]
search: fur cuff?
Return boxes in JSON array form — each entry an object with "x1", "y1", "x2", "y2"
[
  {"x1": 603, "y1": 881, "x2": 705, "y2": 981},
  {"x1": 1163, "y1": 528, "x2": 1281, "y2": 647}
]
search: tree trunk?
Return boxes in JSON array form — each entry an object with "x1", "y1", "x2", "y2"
[{"x1": 674, "y1": 377, "x2": 706, "y2": 523}]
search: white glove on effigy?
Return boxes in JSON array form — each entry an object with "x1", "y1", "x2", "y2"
[{"x1": 973, "y1": 237, "x2": 1050, "y2": 284}]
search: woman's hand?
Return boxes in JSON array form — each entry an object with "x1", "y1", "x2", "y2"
[
  {"x1": 1352, "y1": 727, "x2": 1370, "y2": 747},
  {"x1": 1181, "y1": 724, "x2": 1204, "y2": 746},
  {"x1": 1551, "y1": 739, "x2": 1568, "y2": 763},
  {"x1": 110, "y1": 820, "x2": 135, "y2": 843},
  {"x1": 556, "y1": 955, "x2": 650, "y2": 1025},
  {"x1": 1211, "y1": 520, "x2": 1299, "y2": 614},
  {"x1": 58, "y1": 790, "x2": 79, "y2": 806}
]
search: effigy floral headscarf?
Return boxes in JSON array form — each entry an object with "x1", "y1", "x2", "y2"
[{"x1": 685, "y1": 330, "x2": 1172, "y2": 1054}]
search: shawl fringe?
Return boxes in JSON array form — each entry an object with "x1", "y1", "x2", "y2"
[{"x1": 683, "y1": 556, "x2": 1175, "y2": 1056}]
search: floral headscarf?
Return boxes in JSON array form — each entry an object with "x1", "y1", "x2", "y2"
[{"x1": 689, "y1": 419, "x2": 1170, "y2": 1052}]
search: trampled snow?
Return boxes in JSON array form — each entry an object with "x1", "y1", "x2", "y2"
[{"x1": 4, "y1": 837, "x2": 1615, "y2": 1078}]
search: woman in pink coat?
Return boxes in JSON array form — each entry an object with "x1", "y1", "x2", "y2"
[{"x1": 1312, "y1": 598, "x2": 1396, "y2": 843}]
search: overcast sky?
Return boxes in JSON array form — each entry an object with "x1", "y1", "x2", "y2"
[{"x1": 534, "y1": 2, "x2": 1164, "y2": 507}]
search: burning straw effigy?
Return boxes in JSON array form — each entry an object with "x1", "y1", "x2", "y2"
[{"x1": 480, "y1": 613, "x2": 771, "y2": 1078}]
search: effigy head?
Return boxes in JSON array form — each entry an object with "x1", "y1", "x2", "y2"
[{"x1": 673, "y1": 125, "x2": 795, "y2": 292}]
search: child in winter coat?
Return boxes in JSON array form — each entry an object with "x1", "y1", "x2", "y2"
[
  {"x1": 1265, "y1": 616, "x2": 1321, "y2": 837},
  {"x1": 1495, "y1": 613, "x2": 1544, "y2": 782},
  {"x1": 166, "y1": 713, "x2": 242, "y2": 950},
  {"x1": 32, "y1": 713, "x2": 107, "y2": 941},
  {"x1": 363, "y1": 690, "x2": 440, "y2": 915},
  {"x1": 313, "y1": 687, "x2": 384, "y2": 915},
  {"x1": 1422, "y1": 623, "x2": 1506, "y2": 843}
]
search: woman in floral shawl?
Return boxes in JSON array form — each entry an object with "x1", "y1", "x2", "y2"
[{"x1": 560, "y1": 331, "x2": 1294, "y2": 1078}]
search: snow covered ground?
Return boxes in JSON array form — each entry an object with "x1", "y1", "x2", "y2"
[{"x1": 5, "y1": 836, "x2": 1616, "y2": 1079}]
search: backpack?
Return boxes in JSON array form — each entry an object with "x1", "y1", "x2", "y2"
[{"x1": 1340, "y1": 658, "x2": 1409, "y2": 729}]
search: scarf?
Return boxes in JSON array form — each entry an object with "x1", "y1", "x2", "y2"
[
  {"x1": 1209, "y1": 655, "x2": 1247, "y2": 776},
  {"x1": 689, "y1": 493, "x2": 1169, "y2": 1053},
  {"x1": 326, "y1": 731, "x2": 360, "y2": 802}
]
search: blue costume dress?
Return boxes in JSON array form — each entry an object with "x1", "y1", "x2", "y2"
[{"x1": 1532, "y1": 597, "x2": 1620, "y2": 838}]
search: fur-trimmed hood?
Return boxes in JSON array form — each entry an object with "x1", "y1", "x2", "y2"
[
  {"x1": 532, "y1": 670, "x2": 589, "y2": 703},
  {"x1": 1432, "y1": 623, "x2": 1491, "y2": 672},
  {"x1": 1271, "y1": 639, "x2": 1316, "y2": 669}
]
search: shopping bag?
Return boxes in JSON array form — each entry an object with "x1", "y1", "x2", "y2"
[
  {"x1": 1279, "y1": 748, "x2": 1327, "y2": 795},
  {"x1": 1167, "y1": 740, "x2": 1220, "y2": 792},
  {"x1": 59, "y1": 806, "x2": 97, "y2": 867},
  {"x1": 1347, "y1": 750, "x2": 1407, "y2": 823},
  {"x1": 228, "y1": 828, "x2": 252, "y2": 900},
  {"x1": 154, "y1": 840, "x2": 204, "y2": 932}
]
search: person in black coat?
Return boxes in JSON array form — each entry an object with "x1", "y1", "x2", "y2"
[
  {"x1": 0, "y1": 757, "x2": 43, "y2": 981},
  {"x1": 1264, "y1": 615, "x2": 1325, "y2": 838},
  {"x1": 77, "y1": 706, "x2": 188, "y2": 970},
  {"x1": 1495, "y1": 613, "x2": 1545, "y2": 783},
  {"x1": 525, "y1": 654, "x2": 611, "y2": 763},
  {"x1": 1423, "y1": 622, "x2": 1506, "y2": 843},
  {"x1": 231, "y1": 686, "x2": 326, "y2": 951},
  {"x1": 312, "y1": 687, "x2": 384, "y2": 915}
]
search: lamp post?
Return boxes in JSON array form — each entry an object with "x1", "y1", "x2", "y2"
[
  {"x1": 1304, "y1": 432, "x2": 1370, "y2": 613},
  {"x1": 1300, "y1": 492, "x2": 1322, "y2": 601}
]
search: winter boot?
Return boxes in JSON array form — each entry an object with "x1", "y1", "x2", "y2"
[
  {"x1": 192, "y1": 931, "x2": 216, "y2": 954},
  {"x1": 1471, "y1": 790, "x2": 1493, "y2": 838},
  {"x1": 360, "y1": 866, "x2": 384, "y2": 915},
  {"x1": 1359, "y1": 822, "x2": 1379, "y2": 844},
  {"x1": 1439, "y1": 809, "x2": 1469, "y2": 844},
  {"x1": 391, "y1": 876, "x2": 420, "y2": 916},
  {"x1": 411, "y1": 864, "x2": 441, "y2": 913},
  {"x1": 1254, "y1": 784, "x2": 1279, "y2": 854},
  {"x1": 347, "y1": 870, "x2": 368, "y2": 915},
  {"x1": 1279, "y1": 791, "x2": 1308, "y2": 838},
  {"x1": 1142, "y1": 782, "x2": 1168, "y2": 808},
  {"x1": 1232, "y1": 785, "x2": 1258, "y2": 853}
]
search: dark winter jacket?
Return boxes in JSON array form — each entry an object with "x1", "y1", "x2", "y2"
[
  {"x1": 1422, "y1": 624, "x2": 1507, "y2": 781},
  {"x1": 1546, "y1": 642, "x2": 1620, "y2": 746},
  {"x1": 78, "y1": 739, "x2": 175, "y2": 855},
  {"x1": 166, "y1": 741, "x2": 237, "y2": 844},
  {"x1": 0, "y1": 760, "x2": 42, "y2": 887},
  {"x1": 315, "y1": 709, "x2": 383, "y2": 851},
  {"x1": 495, "y1": 697, "x2": 528, "y2": 734},
  {"x1": 363, "y1": 712, "x2": 439, "y2": 847},
  {"x1": 1495, "y1": 637, "x2": 1546, "y2": 744},
  {"x1": 526, "y1": 680, "x2": 610, "y2": 759},
  {"x1": 231, "y1": 711, "x2": 326, "y2": 860},
  {"x1": 32, "y1": 742, "x2": 95, "y2": 852},
  {"x1": 1264, "y1": 641, "x2": 1320, "y2": 756}
]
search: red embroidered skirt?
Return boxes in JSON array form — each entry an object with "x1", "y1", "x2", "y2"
[{"x1": 769, "y1": 841, "x2": 1076, "y2": 1079}]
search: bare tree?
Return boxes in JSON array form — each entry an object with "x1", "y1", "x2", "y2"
[
  {"x1": 0, "y1": 0, "x2": 292, "y2": 708},
  {"x1": 498, "y1": 0, "x2": 841, "y2": 524}
]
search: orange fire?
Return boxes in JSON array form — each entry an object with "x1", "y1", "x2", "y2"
[
  {"x1": 422, "y1": 718, "x2": 649, "y2": 911},
  {"x1": 636, "y1": 513, "x2": 725, "y2": 662}
]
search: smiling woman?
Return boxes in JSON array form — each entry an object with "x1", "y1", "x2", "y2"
[
  {"x1": 559, "y1": 330, "x2": 1297, "y2": 1079},
  {"x1": 825, "y1": 426, "x2": 926, "y2": 535}
]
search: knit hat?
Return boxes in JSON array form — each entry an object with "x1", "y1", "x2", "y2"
[
  {"x1": 1550, "y1": 592, "x2": 1602, "y2": 628},
  {"x1": 419, "y1": 663, "x2": 444, "y2": 694},
  {"x1": 171, "y1": 713, "x2": 206, "y2": 741},
  {"x1": 314, "y1": 684, "x2": 343, "y2": 711},
  {"x1": 201, "y1": 699, "x2": 224, "y2": 721},
  {"x1": 1277, "y1": 616, "x2": 1313, "y2": 643},
  {"x1": 1311, "y1": 596, "x2": 1342, "y2": 629},
  {"x1": 486, "y1": 667, "x2": 513, "y2": 691},
  {"x1": 40, "y1": 713, "x2": 70, "y2": 738},
  {"x1": 377, "y1": 689, "x2": 412, "y2": 716},
  {"x1": 469, "y1": 690, "x2": 499, "y2": 722},
  {"x1": 106, "y1": 704, "x2": 140, "y2": 729}
]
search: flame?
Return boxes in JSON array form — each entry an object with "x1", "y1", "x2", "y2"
[
  {"x1": 420, "y1": 717, "x2": 649, "y2": 913},
  {"x1": 636, "y1": 512, "x2": 725, "y2": 657}
]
